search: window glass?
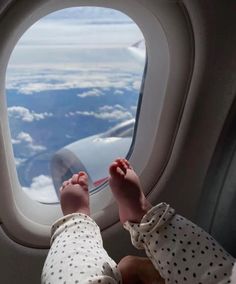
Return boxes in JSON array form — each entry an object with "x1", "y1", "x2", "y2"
[{"x1": 6, "y1": 7, "x2": 146, "y2": 203}]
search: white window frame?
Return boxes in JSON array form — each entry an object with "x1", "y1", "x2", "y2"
[{"x1": 0, "y1": 0, "x2": 193, "y2": 247}]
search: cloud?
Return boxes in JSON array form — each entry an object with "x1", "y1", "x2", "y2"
[
  {"x1": 13, "y1": 132, "x2": 46, "y2": 152},
  {"x1": 6, "y1": 64, "x2": 143, "y2": 95},
  {"x1": 29, "y1": 144, "x2": 46, "y2": 151},
  {"x1": 22, "y1": 175, "x2": 58, "y2": 203},
  {"x1": 14, "y1": 77, "x2": 129, "y2": 95},
  {"x1": 132, "y1": 80, "x2": 142, "y2": 91},
  {"x1": 12, "y1": 138, "x2": 21, "y2": 145},
  {"x1": 77, "y1": 88, "x2": 104, "y2": 98},
  {"x1": 17, "y1": 132, "x2": 33, "y2": 143},
  {"x1": 114, "y1": 90, "x2": 124, "y2": 95},
  {"x1": 15, "y1": 158, "x2": 26, "y2": 167},
  {"x1": 67, "y1": 104, "x2": 133, "y2": 122},
  {"x1": 130, "y1": 105, "x2": 137, "y2": 115},
  {"x1": 8, "y1": 106, "x2": 53, "y2": 122},
  {"x1": 16, "y1": 82, "x2": 72, "y2": 95}
]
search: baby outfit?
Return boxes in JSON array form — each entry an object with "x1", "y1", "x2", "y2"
[
  {"x1": 41, "y1": 213, "x2": 121, "y2": 284},
  {"x1": 42, "y1": 203, "x2": 235, "y2": 284}
]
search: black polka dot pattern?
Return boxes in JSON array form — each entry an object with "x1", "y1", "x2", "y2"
[
  {"x1": 124, "y1": 203, "x2": 235, "y2": 284},
  {"x1": 42, "y1": 213, "x2": 121, "y2": 284}
]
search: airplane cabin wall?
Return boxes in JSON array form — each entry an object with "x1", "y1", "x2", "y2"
[
  {"x1": 148, "y1": 0, "x2": 236, "y2": 218},
  {"x1": 103, "y1": 0, "x2": 236, "y2": 260},
  {"x1": 0, "y1": 0, "x2": 235, "y2": 283}
]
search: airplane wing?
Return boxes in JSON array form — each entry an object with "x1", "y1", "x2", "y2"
[{"x1": 128, "y1": 39, "x2": 146, "y2": 62}]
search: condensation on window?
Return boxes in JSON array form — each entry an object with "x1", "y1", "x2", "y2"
[{"x1": 6, "y1": 7, "x2": 146, "y2": 203}]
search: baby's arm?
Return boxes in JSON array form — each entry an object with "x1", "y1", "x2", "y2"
[
  {"x1": 124, "y1": 202, "x2": 235, "y2": 284},
  {"x1": 42, "y1": 213, "x2": 121, "y2": 284}
]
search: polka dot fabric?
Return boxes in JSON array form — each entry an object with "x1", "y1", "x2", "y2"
[
  {"x1": 41, "y1": 213, "x2": 121, "y2": 284},
  {"x1": 124, "y1": 203, "x2": 235, "y2": 284}
]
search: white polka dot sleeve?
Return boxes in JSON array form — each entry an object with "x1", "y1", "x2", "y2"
[
  {"x1": 42, "y1": 213, "x2": 122, "y2": 284},
  {"x1": 124, "y1": 202, "x2": 235, "y2": 284}
]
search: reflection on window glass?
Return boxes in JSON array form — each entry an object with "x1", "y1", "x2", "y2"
[{"x1": 6, "y1": 7, "x2": 146, "y2": 203}]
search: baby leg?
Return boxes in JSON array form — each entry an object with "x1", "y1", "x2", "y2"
[
  {"x1": 109, "y1": 158, "x2": 235, "y2": 284},
  {"x1": 42, "y1": 172, "x2": 121, "y2": 284}
]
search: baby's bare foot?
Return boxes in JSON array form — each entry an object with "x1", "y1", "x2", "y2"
[
  {"x1": 109, "y1": 158, "x2": 152, "y2": 224},
  {"x1": 60, "y1": 172, "x2": 90, "y2": 216}
]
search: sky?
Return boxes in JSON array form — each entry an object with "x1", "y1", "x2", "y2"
[
  {"x1": 6, "y1": 7, "x2": 145, "y2": 203},
  {"x1": 6, "y1": 7, "x2": 144, "y2": 102},
  {"x1": 8, "y1": 7, "x2": 143, "y2": 66}
]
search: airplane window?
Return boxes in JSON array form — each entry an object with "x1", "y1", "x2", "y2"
[{"x1": 6, "y1": 7, "x2": 146, "y2": 203}]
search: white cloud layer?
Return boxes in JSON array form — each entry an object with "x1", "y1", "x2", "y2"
[
  {"x1": 114, "y1": 90, "x2": 124, "y2": 95},
  {"x1": 66, "y1": 104, "x2": 133, "y2": 122},
  {"x1": 13, "y1": 132, "x2": 46, "y2": 152},
  {"x1": 77, "y1": 88, "x2": 104, "y2": 98},
  {"x1": 8, "y1": 106, "x2": 53, "y2": 122},
  {"x1": 23, "y1": 175, "x2": 58, "y2": 203},
  {"x1": 132, "y1": 80, "x2": 142, "y2": 91},
  {"x1": 17, "y1": 132, "x2": 33, "y2": 143},
  {"x1": 6, "y1": 64, "x2": 143, "y2": 95},
  {"x1": 15, "y1": 158, "x2": 26, "y2": 167},
  {"x1": 130, "y1": 105, "x2": 137, "y2": 116}
]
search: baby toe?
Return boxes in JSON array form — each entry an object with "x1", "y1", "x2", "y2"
[{"x1": 78, "y1": 172, "x2": 88, "y2": 187}]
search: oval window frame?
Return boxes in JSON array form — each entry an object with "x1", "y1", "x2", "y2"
[{"x1": 0, "y1": 0, "x2": 193, "y2": 247}]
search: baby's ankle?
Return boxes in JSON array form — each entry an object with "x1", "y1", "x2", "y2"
[{"x1": 125, "y1": 202, "x2": 151, "y2": 223}]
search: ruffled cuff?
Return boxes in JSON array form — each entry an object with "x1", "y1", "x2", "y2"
[{"x1": 123, "y1": 202, "x2": 175, "y2": 249}]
